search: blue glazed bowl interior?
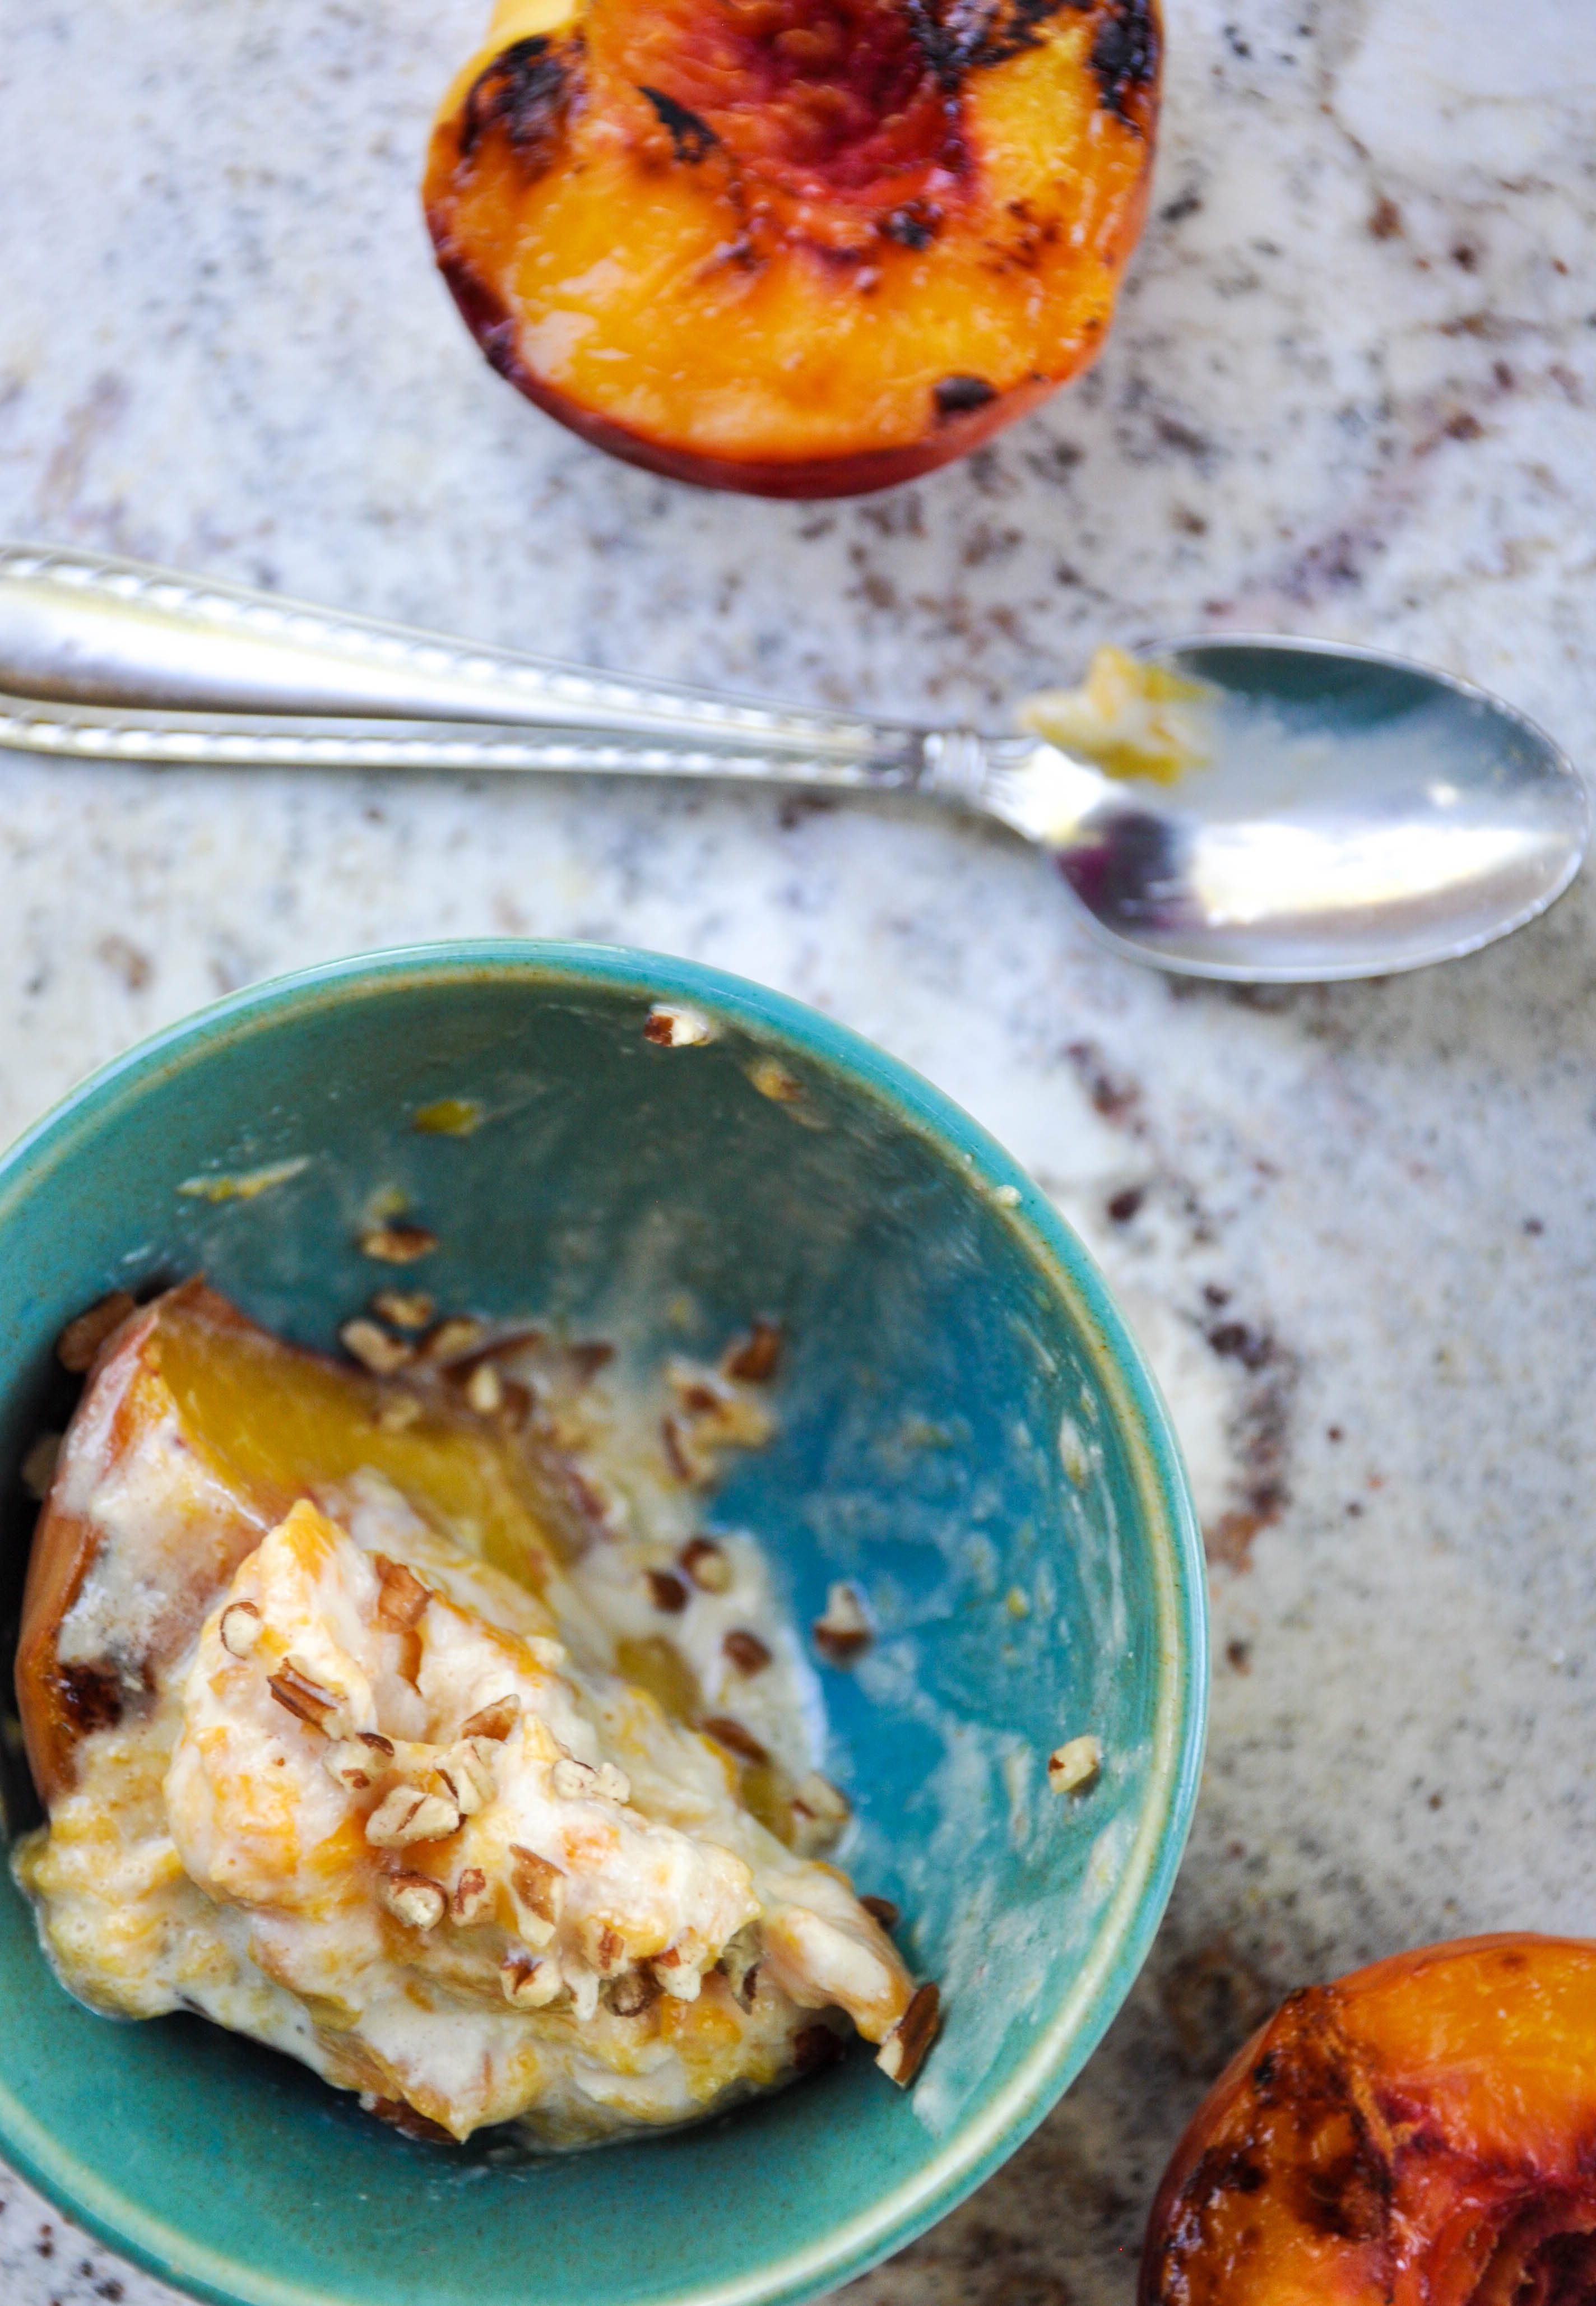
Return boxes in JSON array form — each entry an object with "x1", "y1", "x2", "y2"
[{"x1": 0, "y1": 943, "x2": 1204, "y2": 2306}]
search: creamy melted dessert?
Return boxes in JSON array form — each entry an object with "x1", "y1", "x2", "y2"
[{"x1": 12, "y1": 1283, "x2": 935, "y2": 2147}]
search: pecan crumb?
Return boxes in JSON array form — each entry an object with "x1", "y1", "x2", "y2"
[
  {"x1": 725, "y1": 1318, "x2": 782, "y2": 1382},
  {"x1": 341, "y1": 1318, "x2": 412, "y2": 1375},
  {"x1": 373, "y1": 1289, "x2": 435, "y2": 1330},
  {"x1": 381, "y1": 1870, "x2": 447, "y2": 1932},
  {"x1": 267, "y1": 1658, "x2": 346, "y2": 1735},
  {"x1": 644, "y1": 1001, "x2": 716, "y2": 1048},
  {"x1": 860, "y1": 1896, "x2": 901, "y2": 1932},
  {"x1": 876, "y1": 1983, "x2": 940, "y2": 2086},
  {"x1": 359, "y1": 1222, "x2": 438, "y2": 1265},
  {"x1": 508, "y1": 1845, "x2": 566, "y2": 1945},
  {"x1": 680, "y1": 1535, "x2": 732, "y2": 1593},
  {"x1": 590, "y1": 1924, "x2": 626, "y2": 1976},
  {"x1": 56, "y1": 1292, "x2": 136, "y2": 1374},
  {"x1": 1047, "y1": 1734, "x2": 1102, "y2": 1795},
  {"x1": 607, "y1": 1969, "x2": 662, "y2": 2016},
  {"x1": 219, "y1": 1601, "x2": 262, "y2": 1659},
  {"x1": 701, "y1": 1715, "x2": 769, "y2": 1765},
  {"x1": 465, "y1": 1361, "x2": 503, "y2": 1414},
  {"x1": 748, "y1": 1055, "x2": 804, "y2": 1104},
  {"x1": 723, "y1": 1628, "x2": 772, "y2": 1676},
  {"x1": 366, "y1": 1785, "x2": 461, "y2": 1848},
  {"x1": 374, "y1": 1555, "x2": 431, "y2": 1631},
  {"x1": 647, "y1": 1569, "x2": 690, "y2": 1614},
  {"x1": 460, "y1": 1695, "x2": 521, "y2": 1741},
  {"x1": 502, "y1": 1953, "x2": 563, "y2": 2008},
  {"x1": 420, "y1": 1316, "x2": 485, "y2": 1363},
  {"x1": 452, "y1": 1867, "x2": 490, "y2": 1925},
  {"x1": 791, "y1": 1771, "x2": 851, "y2": 1830},
  {"x1": 813, "y1": 1580, "x2": 872, "y2": 1663}
]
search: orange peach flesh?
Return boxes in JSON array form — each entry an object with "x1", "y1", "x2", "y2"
[
  {"x1": 1140, "y1": 1935, "x2": 1596, "y2": 2306},
  {"x1": 423, "y1": 0, "x2": 1159, "y2": 495}
]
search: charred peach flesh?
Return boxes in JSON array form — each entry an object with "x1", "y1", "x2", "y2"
[
  {"x1": 1142, "y1": 1935, "x2": 1596, "y2": 2306},
  {"x1": 423, "y1": 0, "x2": 1160, "y2": 495}
]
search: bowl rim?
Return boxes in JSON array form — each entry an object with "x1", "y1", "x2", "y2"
[{"x1": 0, "y1": 938, "x2": 1208, "y2": 2306}]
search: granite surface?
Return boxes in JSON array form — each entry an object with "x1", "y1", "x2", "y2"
[{"x1": 2, "y1": 0, "x2": 1596, "y2": 2297}]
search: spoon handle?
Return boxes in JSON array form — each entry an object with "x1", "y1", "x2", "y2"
[
  {"x1": 0, "y1": 692, "x2": 999, "y2": 801},
  {"x1": 0, "y1": 541, "x2": 950, "y2": 786}
]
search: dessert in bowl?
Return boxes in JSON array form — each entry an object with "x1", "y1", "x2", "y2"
[{"x1": 0, "y1": 941, "x2": 1204, "y2": 2306}]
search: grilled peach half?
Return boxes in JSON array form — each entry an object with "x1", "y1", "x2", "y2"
[
  {"x1": 1141, "y1": 1934, "x2": 1596, "y2": 2306},
  {"x1": 423, "y1": 0, "x2": 1160, "y2": 496}
]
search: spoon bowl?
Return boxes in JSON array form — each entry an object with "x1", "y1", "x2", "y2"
[
  {"x1": 986, "y1": 637, "x2": 1589, "y2": 981},
  {"x1": 0, "y1": 544, "x2": 1584, "y2": 984}
]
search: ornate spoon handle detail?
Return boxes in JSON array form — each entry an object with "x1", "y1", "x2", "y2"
[{"x1": 0, "y1": 541, "x2": 961, "y2": 788}]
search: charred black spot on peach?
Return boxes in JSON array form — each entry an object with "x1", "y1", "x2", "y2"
[
  {"x1": 1091, "y1": 0, "x2": 1158, "y2": 122},
  {"x1": 883, "y1": 199, "x2": 941, "y2": 248},
  {"x1": 461, "y1": 35, "x2": 576, "y2": 168},
  {"x1": 639, "y1": 84, "x2": 717, "y2": 161},
  {"x1": 934, "y1": 374, "x2": 998, "y2": 417}
]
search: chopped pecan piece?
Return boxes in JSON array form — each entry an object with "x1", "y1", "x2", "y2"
[
  {"x1": 381, "y1": 1870, "x2": 447, "y2": 1931},
  {"x1": 607, "y1": 1969, "x2": 662, "y2": 2016},
  {"x1": 508, "y1": 1845, "x2": 565, "y2": 1947},
  {"x1": 1047, "y1": 1734, "x2": 1102, "y2": 1794},
  {"x1": 359, "y1": 1222, "x2": 438, "y2": 1264},
  {"x1": 340, "y1": 1317, "x2": 414, "y2": 1375},
  {"x1": 680, "y1": 1536, "x2": 732, "y2": 1593},
  {"x1": 267, "y1": 1657, "x2": 347, "y2": 1736},
  {"x1": 326, "y1": 1738, "x2": 387, "y2": 1793},
  {"x1": 460, "y1": 1695, "x2": 521, "y2": 1741},
  {"x1": 587, "y1": 1923, "x2": 627, "y2": 1976},
  {"x1": 876, "y1": 1982, "x2": 940, "y2": 2087},
  {"x1": 723, "y1": 1628, "x2": 771, "y2": 1676},
  {"x1": 813, "y1": 1580, "x2": 872, "y2": 1664},
  {"x1": 374, "y1": 1555, "x2": 431, "y2": 1631},
  {"x1": 701, "y1": 1715, "x2": 769, "y2": 1765},
  {"x1": 419, "y1": 1316, "x2": 484, "y2": 1363},
  {"x1": 860, "y1": 1896, "x2": 901, "y2": 1932},
  {"x1": 219, "y1": 1600, "x2": 262, "y2": 1659},
  {"x1": 644, "y1": 1001, "x2": 716, "y2": 1047},
  {"x1": 372, "y1": 1289, "x2": 434, "y2": 1330},
  {"x1": 433, "y1": 1741, "x2": 496, "y2": 1816},
  {"x1": 465, "y1": 1361, "x2": 503, "y2": 1414},
  {"x1": 502, "y1": 1953, "x2": 563, "y2": 2008},
  {"x1": 725, "y1": 1319, "x2": 782, "y2": 1382},
  {"x1": 452, "y1": 1867, "x2": 491, "y2": 1925},
  {"x1": 647, "y1": 1569, "x2": 689, "y2": 1614},
  {"x1": 366, "y1": 1785, "x2": 461, "y2": 1848}
]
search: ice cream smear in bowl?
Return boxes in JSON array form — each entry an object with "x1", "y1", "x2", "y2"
[{"x1": 15, "y1": 1282, "x2": 931, "y2": 2150}]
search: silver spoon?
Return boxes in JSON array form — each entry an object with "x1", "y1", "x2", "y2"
[{"x1": 0, "y1": 541, "x2": 1583, "y2": 983}]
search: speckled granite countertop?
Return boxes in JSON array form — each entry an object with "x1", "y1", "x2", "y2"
[{"x1": 2, "y1": 0, "x2": 1595, "y2": 2297}]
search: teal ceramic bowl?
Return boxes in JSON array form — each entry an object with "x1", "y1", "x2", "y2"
[{"x1": 0, "y1": 942, "x2": 1205, "y2": 2306}]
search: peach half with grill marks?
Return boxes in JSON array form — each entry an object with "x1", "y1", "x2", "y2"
[
  {"x1": 423, "y1": 0, "x2": 1161, "y2": 496},
  {"x1": 1141, "y1": 1935, "x2": 1596, "y2": 2306}
]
